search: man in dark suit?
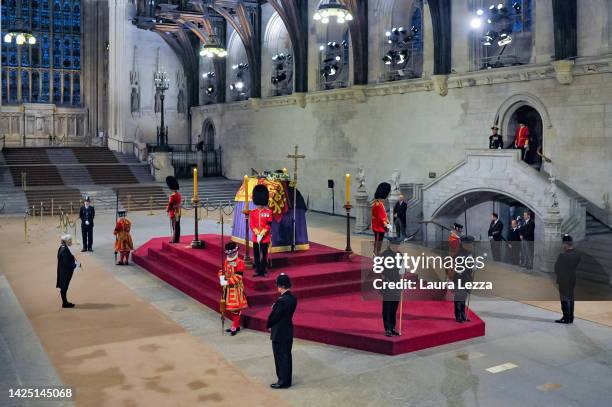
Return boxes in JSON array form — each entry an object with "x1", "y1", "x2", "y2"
[
  {"x1": 554, "y1": 234, "x2": 582, "y2": 324},
  {"x1": 57, "y1": 234, "x2": 80, "y2": 308},
  {"x1": 487, "y1": 213, "x2": 503, "y2": 261},
  {"x1": 507, "y1": 219, "x2": 522, "y2": 265},
  {"x1": 393, "y1": 193, "x2": 409, "y2": 241},
  {"x1": 520, "y1": 211, "x2": 535, "y2": 269},
  {"x1": 79, "y1": 196, "x2": 95, "y2": 252},
  {"x1": 380, "y1": 239, "x2": 403, "y2": 337},
  {"x1": 266, "y1": 273, "x2": 297, "y2": 389}
]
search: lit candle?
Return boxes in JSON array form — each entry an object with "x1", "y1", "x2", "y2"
[
  {"x1": 244, "y1": 175, "x2": 249, "y2": 207},
  {"x1": 345, "y1": 173, "x2": 350, "y2": 205},
  {"x1": 193, "y1": 168, "x2": 198, "y2": 198}
]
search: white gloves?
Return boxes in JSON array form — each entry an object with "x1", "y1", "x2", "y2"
[
  {"x1": 385, "y1": 224, "x2": 392, "y2": 231},
  {"x1": 75, "y1": 261, "x2": 81, "y2": 268},
  {"x1": 256, "y1": 234, "x2": 263, "y2": 243},
  {"x1": 219, "y1": 276, "x2": 228, "y2": 286},
  {"x1": 85, "y1": 220, "x2": 90, "y2": 225}
]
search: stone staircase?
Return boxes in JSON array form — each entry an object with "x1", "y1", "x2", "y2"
[
  {"x1": 0, "y1": 147, "x2": 239, "y2": 215},
  {"x1": 422, "y1": 149, "x2": 587, "y2": 240},
  {"x1": 575, "y1": 214, "x2": 612, "y2": 285}
]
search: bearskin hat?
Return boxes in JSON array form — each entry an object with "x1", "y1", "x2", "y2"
[
  {"x1": 224, "y1": 241, "x2": 239, "y2": 255},
  {"x1": 166, "y1": 176, "x2": 180, "y2": 191},
  {"x1": 252, "y1": 184, "x2": 269, "y2": 206},
  {"x1": 374, "y1": 182, "x2": 391, "y2": 200}
]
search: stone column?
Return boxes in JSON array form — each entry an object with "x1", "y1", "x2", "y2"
[
  {"x1": 532, "y1": 0, "x2": 554, "y2": 64},
  {"x1": 541, "y1": 206, "x2": 563, "y2": 273},
  {"x1": 354, "y1": 184, "x2": 369, "y2": 233}
]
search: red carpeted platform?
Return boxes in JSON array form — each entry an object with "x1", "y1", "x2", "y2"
[{"x1": 132, "y1": 235, "x2": 485, "y2": 355}]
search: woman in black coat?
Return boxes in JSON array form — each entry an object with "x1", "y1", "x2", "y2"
[{"x1": 57, "y1": 234, "x2": 79, "y2": 308}]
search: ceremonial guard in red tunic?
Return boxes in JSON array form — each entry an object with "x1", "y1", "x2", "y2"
[
  {"x1": 219, "y1": 242, "x2": 249, "y2": 335},
  {"x1": 250, "y1": 184, "x2": 273, "y2": 277},
  {"x1": 514, "y1": 122, "x2": 530, "y2": 161},
  {"x1": 165, "y1": 176, "x2": 181, "y2": 243},
  {"x1": 114, "y1": 211, "x2": 134, "y2": 265},
  {"x1": 371, "y1": 182, "x2": 391, "y2": 256}
]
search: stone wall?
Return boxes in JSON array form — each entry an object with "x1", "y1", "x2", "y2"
[
  {"x1": 107, "y1": 0, "x2": 188, "y2": 150},
  {"x1": 192, "y1": 60, "x2": 612, "y2": 217}
]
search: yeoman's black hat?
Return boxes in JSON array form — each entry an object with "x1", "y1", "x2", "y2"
[
  {"x1": 374, "y1": 182, "x2": 391, "y2": 200},
  {"x1": 453, "y1": 223, "x2": 464, "y2": 230},
  {"x1": 166, "y1": 176, "x2": 180, "y2": 191},
  {"x1": 252, "y1": 184, "x2": 269, "y2": 206}
]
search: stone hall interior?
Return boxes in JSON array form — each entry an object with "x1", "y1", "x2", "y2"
[{"x1": 1, "y1": 0, "x2": 612, "y2": 406}]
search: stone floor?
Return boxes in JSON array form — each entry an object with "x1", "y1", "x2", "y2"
[{"x1": 1, "y1": 210, "x2": 612, "y2": 406}]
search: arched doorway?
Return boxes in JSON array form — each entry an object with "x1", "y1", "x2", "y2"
[
  {"x1": 429, "y1": 190, "x2": 541, "y2": 268},
  {"x1": 507, "y1": 105, "x2": 543, "y2": 168},
  {"x1": 201, "y1": 119, "x2": 215, "y2": 151}
]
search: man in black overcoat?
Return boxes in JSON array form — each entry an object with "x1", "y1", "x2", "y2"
[
  {"x1": 554, "y1": 234, "x2": 582, "y2": 324},
  {"x1": 57, "y1": 234, "x2": 80, "y2": 308},
  {"x1": 266, "y1": 273, "x2": 297, "y2": 389}
]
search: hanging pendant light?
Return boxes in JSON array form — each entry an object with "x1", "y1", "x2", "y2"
[
  {"x1": 4, "y1": 15, "x2": 36, "y2": 46},
  {"x1": 199, "y1": 32, "x2": 227, "y2": 58},
  {"x1": 313, "y1": 0, "x2": 353, "y2": 24},
  {"x1": 199, "y1": 43, "x2": 228, "y2": 58}
]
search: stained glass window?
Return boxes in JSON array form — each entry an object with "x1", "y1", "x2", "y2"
[{"x1": 1, "y1": 0, "x2": 82, "y2": 105}]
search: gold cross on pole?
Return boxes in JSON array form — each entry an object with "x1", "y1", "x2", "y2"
[
  {"x1": 287, "y1": 145, "x2": 305, "y2": 251},
  {"x1": 287, "y1": 145, "x2": 305, "y2": 185}
]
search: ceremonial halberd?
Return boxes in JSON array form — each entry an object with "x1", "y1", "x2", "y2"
[{"x1": 231, "y1": 176, "x2": 309, "y2": 252}]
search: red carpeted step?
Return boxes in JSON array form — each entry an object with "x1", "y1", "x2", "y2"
[
  {"x1": 242, "y1": 296, "x2": 485, "y2": 355},
  {"x1": 157, "y1": 240, "x2": 363, "y2": 290},
  {"x1": 143, "y1": 245, "x2": 364, "y2": 306},
  {"x1": 132, "y1": 236, "x2": 486, "y2": 355}
]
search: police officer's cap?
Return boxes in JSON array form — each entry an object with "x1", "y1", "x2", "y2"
[{"x1": 562, "y1": 234, "x2": 573, "y2": 243}]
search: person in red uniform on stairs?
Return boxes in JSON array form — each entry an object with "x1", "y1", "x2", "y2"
[
  {"x1": 372, "y1": 182, "x2": 392, "y2": 256},
  {"x1": 219, "y1": 242, "x2": 249, "y2": 336},
  {"x1": 514, "y1": 122, "x2": 530, "y2": 162},
  {"x1": 250, "y1": 184, "x2": 273, "y2": 277}
]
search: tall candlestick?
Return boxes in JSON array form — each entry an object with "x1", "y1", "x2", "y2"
[
  {"x1": 243, "y1": 175, "x2": 249, "y2": 206},
  {"x1": 345, "y1": 173, "x2": 350, "y2": 204},
  {"x1": 193, "y1": 168, "x2": 198, "y2": 198}
]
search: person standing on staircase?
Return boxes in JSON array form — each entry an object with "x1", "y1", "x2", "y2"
[
  {"x1": 514, "y1": 122, "x2": 530, "y2": 162},
  {"x1": 554, "y1": 234, "x2": 581, "y2": 324},
  {"x1": 166, "y1": 176, "x2": 181, "y2": 243},
  {"x1": 79, "y1": 196, "x2": 95, "y2": 252}
]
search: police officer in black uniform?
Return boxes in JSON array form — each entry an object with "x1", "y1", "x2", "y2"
[
  {"x1": 267, "y1": 273, "x2": 297, "y2": 389},
  {"x1": 79, "y1": 196, "x2": 95, "y2": 252},
  {"x1": 554, "y1": 234, "x2": 582, "y2": 324}
]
